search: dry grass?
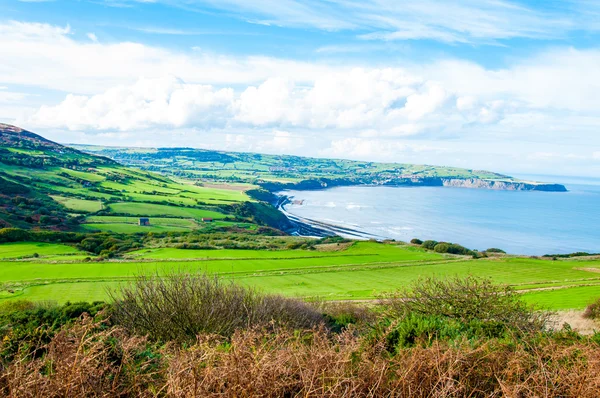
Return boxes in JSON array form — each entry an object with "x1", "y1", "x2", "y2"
[{"x1": 2, "y1": 315, "x2": 600, "y2": 397}]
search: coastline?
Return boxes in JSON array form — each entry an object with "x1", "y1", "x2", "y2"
[
  {"x1": 261, "y1": 177, "x2": 568, "y2": 194},
  {"x1": 271, "y1": 182, "x2": 600, "y2": 255},
  {"x1": 276, "y1": 193, "x2": 383, "y2": 240}
]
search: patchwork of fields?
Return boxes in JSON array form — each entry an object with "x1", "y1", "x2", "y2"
[
  {"x1": 0, "y1": 161, "x2": 258, "y2": 233},
  {"x1": 1, "y1": 241, "x2": 599, "y2": 309}
]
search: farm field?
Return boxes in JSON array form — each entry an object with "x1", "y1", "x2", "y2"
[
  {"x1": 0, "y1": 242, "x2": 85, "y2": 259},
  {"x1": 106, "y1": 202, "x2": 227, "y2": 219},
  {"x1": 0, "y1": 240, "x2": 599, "y2": 308},
  {"x1": 50, "y1": 195, "x2": 104, "y2": 213}
]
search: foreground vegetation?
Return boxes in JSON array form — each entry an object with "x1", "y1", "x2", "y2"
[{"x1": 0, "y1": 275, "x2": 599, "y2": 396}]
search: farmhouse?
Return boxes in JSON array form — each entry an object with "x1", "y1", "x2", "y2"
[
  {"x1": 138, "y1": 217, "x2": 150, "y2": 226},
  {"x1": 201, "y1": 217, "x2": 213, "y2": 223}
]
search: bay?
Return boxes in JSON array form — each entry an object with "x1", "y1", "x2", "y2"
[{"x1": 281, "y1": 175, "x2": 600, "y2": 255}]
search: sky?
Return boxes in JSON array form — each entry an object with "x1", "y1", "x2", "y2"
[{"x1": 1, "y1": 0, "x2": 599, "y2": 177}]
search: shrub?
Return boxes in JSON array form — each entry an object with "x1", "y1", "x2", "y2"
[
  {"x1": 0, "y1": 300, "x2": 108, "y2": 360},
  {"x1": 410, "y1": 238, "x2": 423, "y2": 245},
  {"x1": 110, "y1": 272, "x2": 325, "y2": 342},
  {"x1": 382, "y1": 276, "x2": 549, "y2": 334},
  {"x1": 433, "y1": 242, "x2": 450, "y2": 253},
  {"x1": 433, "y1": 242, "x2": 473, "y2": 255},
  {"x1": 421, "y1": 240, "x2": 438, "y2": 250},
  {"x1": 485, "y1": 247, "x2": 506, "y2": 254},
  {"x1": 320, "y1": 301, "x2": 377, "y2": 332},
  {"x1": 583, "y1": 298, "x2": 600, "y2": 320}
]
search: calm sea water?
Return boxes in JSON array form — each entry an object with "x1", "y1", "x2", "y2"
[{"x1": 281, "y1": 175, "x2": 600, "y2": 255}]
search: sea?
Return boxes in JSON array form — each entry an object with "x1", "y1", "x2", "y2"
[{"x1": 280, "y1": 175, "x2": 600, "y2": 255}]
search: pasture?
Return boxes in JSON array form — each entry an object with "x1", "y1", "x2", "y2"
[
  {"x1": 107, "y1": 202, "x2": 227, "y2": 219},
  {"x1": 0, "y1": 240, "x2": 599, "y2": 308},
  {"x1": 50, "y1": 195, "x2": 104, "y2": 212}
]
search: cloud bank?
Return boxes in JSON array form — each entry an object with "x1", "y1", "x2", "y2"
[{"x1": 1, "y1": 20, "x2": 599, "y2": 175}]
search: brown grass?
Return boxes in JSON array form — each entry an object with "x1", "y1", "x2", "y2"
[{"x1": 2, "y1": 314, "x2": 600, "y2": 397}]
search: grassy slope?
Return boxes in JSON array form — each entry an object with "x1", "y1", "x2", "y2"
[
  {"x1": 0, "y1": 241, "x2": 598, "y2": 308},
  {"x1": 50, "y1": 195, "x2": 104, "y2": 212},
  {"x1": 0, "y1": 125, "x2": 259, "y2": 232}
]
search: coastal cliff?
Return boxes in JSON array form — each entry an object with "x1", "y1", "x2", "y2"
[
  {"x1": 261, "y1": 177, "x2": 567, "y2": 193},
  {"x1": 441, "y1": 178, "x2": 568, "y2": 192}
]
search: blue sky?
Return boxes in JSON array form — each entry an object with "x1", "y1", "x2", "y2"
[{"x1": 1, "y1": 0, "x2": 599, "y2": 176}]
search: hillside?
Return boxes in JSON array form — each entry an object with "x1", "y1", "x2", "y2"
[
  {"x1": 73, "y1": 144, "x2": 567, "y2": 192},
  {"x1": 0, "y1": 124, "x2": 287, "y2": 233}
]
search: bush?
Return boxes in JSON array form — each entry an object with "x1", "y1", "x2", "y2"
[
  {"x1": 320, "y1": 301, "x2": 377, "y2": 332},
  {"x1": 421, "y1": 240, "x2": 438, "y2": 250},
  {"x1": 382, "y1": 276, "x2": 549, "y2": 334},
  {"x1": 379, "y1": 313, "x2": 510, "y2": 350},
  {"x1": 410, "y1": 238, "x2": 423, "y2": 245},
  {"x1": 110, "y1": 272, "x2": 325, "y2": 342},
  {"x1": 433, "y1": 242, "x2": 473, "y2": 255},
  {"x1": 584, "y1": 298, "x2": 600, "y2": 320},
  {"x1": 0, "y1": 300, "x2": 108, "y2": 360},
  {"x1": 485, "y1": 248, "x2": 506, "y2": 254}
]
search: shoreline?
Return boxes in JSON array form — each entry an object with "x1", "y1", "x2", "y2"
[{"x1": 276, "y1": 193, "x2": 383, "y2": 240}]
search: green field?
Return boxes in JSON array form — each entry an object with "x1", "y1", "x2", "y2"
[
  {"x1": 50, "y1": 195, "x2": 104, "y2": 212},
  {"x1": 0, "y1": 242, "x2": 84, "y2": 259},
  {"x1": 1, "y1": 241, "x2": 599, "y2": 308},
  {"x1": 107, "y1": 202, "x2": 228, "y2": 219}
]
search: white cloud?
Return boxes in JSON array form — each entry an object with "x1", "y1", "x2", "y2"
[
  {"x1": 0, "y1": 91, "x2": 29, "y2": 103},
  {"x1": 28, "y1": 76, "x2": 235, "y2": 130},
  {"x1": 321, "y1": 137, "x2": 449, "y2": 161},
  {"x1": 0, "y1": 20, "x2": 337, "y2": 94},
  {"x1": 26, "y1": 69, "x2": 458, "y2": 132},
  {"x1": 401, "y1": 83, "x2": 449, "y2": 120},
  {"x1": 224, "y1": 130, "x2": 304, "y2": 153},
  {"x1": 235, "y1": 78, "x2": 296, "y2": 126},
  {"x1": 425, "y1": 49, "x2": 600, "y2": 112},
  {"x1": 87, "y1": 33, "x2": 98, "y2": 42},
  {"x1": 593, "y1": 152, "x2": 600, "y2": 160}
]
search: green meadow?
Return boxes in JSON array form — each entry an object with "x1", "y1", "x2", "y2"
[
  {"x1": 1, "y1": 241, "x2": 599, "y2": 308},
  {"x1": 50, "y1": 195, "x2": 104, "y2": 213},
  {"x1": 106, "y1": 202, "x2": 227, "y2": 219}
]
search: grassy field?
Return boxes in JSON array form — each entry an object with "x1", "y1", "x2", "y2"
[
  {"x1": 80, "y1": 215, "x2": 204, "y2": 233},
  {"x1": 107, "y1": 202, "x2": 227, "y2": 219},
  {"x1": 0, "y1": 242, "x2": 84, "y2": 259},
  {"x1": 50, "y1": 195, "x2": 104, "y2": 212},
  {"x1": 0, "y1": 241, "x2": 599, "y2": 308}
]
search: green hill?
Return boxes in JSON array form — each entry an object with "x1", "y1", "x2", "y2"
[
  {"x1": 72, "y1": 143, "x2": 566, "y2": 192},
  {"x1": 0, "y1": 124, "x2": 285, "y2": 233}
]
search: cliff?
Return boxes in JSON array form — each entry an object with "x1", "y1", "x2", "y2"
[
  {"x1": 261, "y1": 177, "x2": 567, "y2": 193},
  {"x1": 441, "y1": 178, "x2": 567, "y2": 192}
]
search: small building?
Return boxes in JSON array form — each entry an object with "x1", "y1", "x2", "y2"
[
  {"x1": 139, "y1": 217, "x2": 150, "y2": 226},
  {"x1": 201, "y1": 217, "x2": 213, "y2": 223}
]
